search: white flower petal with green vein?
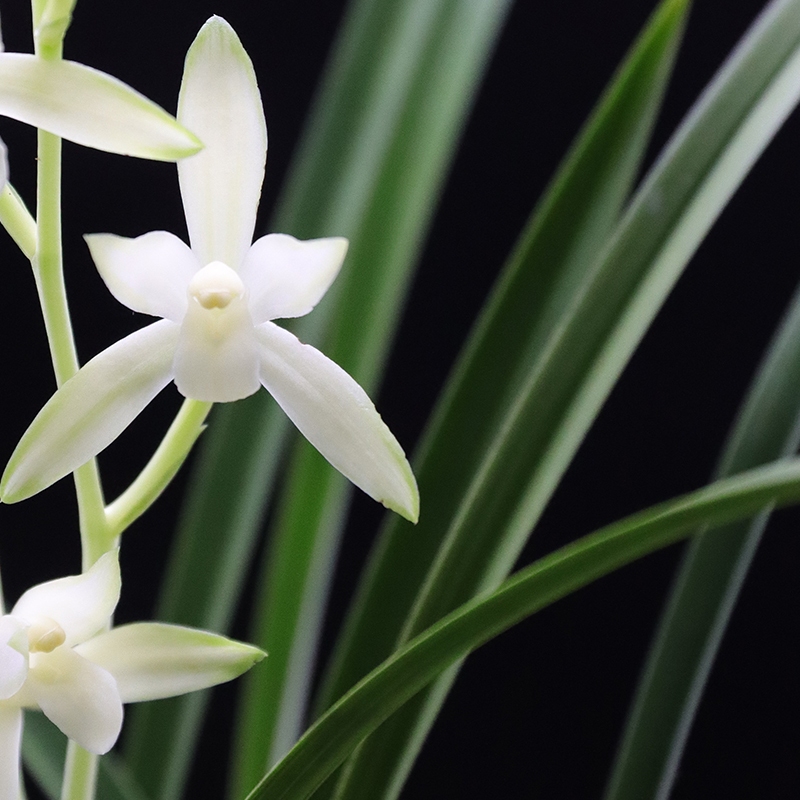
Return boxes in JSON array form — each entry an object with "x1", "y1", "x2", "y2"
[
  {"x1": 240, "y1": 234, "x2": 349, "y2": 322},
  {"x1": 75, "y1": 623, "x2": 266, "y2": 703},
  {"x1": 257, "y1": 322, "x2": 419, "y2": 521},
  {"x1": 0, "y1": 54, "x2": 201, "y2": 160},
  {"x1": 85, "y1": 231, "x2": 199, "y2": 322},
  {"x1": 11, "y1": 551, "x2": 120, "y2": 648},
  {"x1": 0, "y1": 549, "x2": 264, "y2": 777},
  {"x1": 0, "y1": 706, "x2": 23, "y2": 800},
  {"x1": 26, "y1": 645, "x2": 123, "y2": 753},
  {"x1": 0, "y1": 320, "x2": 179, "y2": 503},
  {"x1": 178, "y1": 15, "x2": 266, "y2": 267}
]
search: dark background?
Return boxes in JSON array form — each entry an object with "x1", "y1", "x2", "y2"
[{"x1": 2, "y1": 1, "x2": 800, "y2": 798}]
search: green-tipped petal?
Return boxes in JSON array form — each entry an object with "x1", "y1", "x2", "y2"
[
  {"x1": 256, "y1": 322, "x2": 419, "y2": 521},
  {"x1": 177, "y1": 16, "x2": 267, "y2": 267},
  {"x1": 75, "y1": 622, "x2": 266, "y2": 703},
  {"x1": 0, "y1": 54, "x2": 201, "y2": 160},
  {"x1": 1, "y1": 320, "x2": 179, "y2": 503}
]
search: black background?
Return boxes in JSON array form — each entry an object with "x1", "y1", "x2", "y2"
[{"x1": 2, "y1": 1, "x2": 800, "y2": 798}]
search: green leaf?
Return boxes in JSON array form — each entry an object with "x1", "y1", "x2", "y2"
[
  {"x1": 603, "y1": 260, "x2": 800, "y2": 794},
  {"x1": 0, "y1": 55, "x2": 201, "y2": 161},
  {"x1": 228, "y1": 1, "x2": 513, "y2": 795},
  {"x1": 313, "y1": 0, "x2": 688, "y2": 794},
  {"x1": 23, "y1": 712, "x2": 150, "y2": 800},
  {"x1": 243, "y1": 459, "x2": 800, "y2": 800},
  {"x1": 124, "y1": 1, "x2": 512, "y2": 797},
  {"x1": 321, "y1": 0, "x2": 800, "y2": 795}
]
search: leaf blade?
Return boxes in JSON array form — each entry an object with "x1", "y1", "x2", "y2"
[
  {"x1": 245, "y1": 459, "x2": 800, "y2": 800},
  {"x1": 323, "y1": 0, "x2": 800, "y2": 795},
  {"x1": 603, "y1": 261, "x2": 800, "y2": 798}
]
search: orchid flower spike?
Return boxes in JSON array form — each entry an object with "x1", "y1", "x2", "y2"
[
  {"x1": 0, "y1": 12, "x2": 200, "y2": 189},
  {"x1": 0, "y1": 550, "x2": 264, "y2": 800},
  {"x1": 1, "y1": 16, "x2": 419, "y2": 522}
]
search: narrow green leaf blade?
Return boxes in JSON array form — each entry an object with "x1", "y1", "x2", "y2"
[
  {"x1": 324, "y1": 0, "x2": 800, "y2": 795},
  {"x1": 245, "y1": 459, "x2": 800, "y2": 800},
  {"x1": 604, "y1": 272, "x2": 800, "y2": 797},
  {"x1": 318, "y1": 0, "x2": 691, "y2": 718},
  {"x1": 23, "y1": 712, "x2": 150, "y2": 800},
  {"x1": 314, "y1": 0, "x2": 690, "y2": 794},
  {"x1": 229, "y1": 1, "x2": 513, "y2": 795}
]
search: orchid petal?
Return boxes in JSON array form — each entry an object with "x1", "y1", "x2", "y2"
[
  {"x1": 11, "y1": 551, "x2": 120, "y2": 647},
  {"x1": 0, "y1": 617, "x2": 28, "y2": 700},
  {"x1": 0, "y1": 706, "x2": 23, "y2": 800},
  {"x1": 174, "y1": 271, "x2": 261, "y2": 401},
  {"x1": 240, "y1": 234, "x2": 348, "y2": 323},
  {"x1": 1, "y1": 320, "x2": 179, "y2": 503},
  {"x1": 0, "y1": 135, "x2": 7, "y2": 189},
  {"x1": 75, "y1": 622, "x2": 265, "y2": 703},
  {"x1": 85, "y1": 231, "x2": 199, "y2": 322},
  {"x1": 0, "y1": 54, "x2": 201, "y2": 160},
  {"x1": 256, "y1": 323, "x2": 419, "y2": 521},
  {"x1": 177, "y1": 16, "x2": 267, "y2": 268},
  {"x1": 27, "y1": 647, "x2": 122, "y2": 754}
]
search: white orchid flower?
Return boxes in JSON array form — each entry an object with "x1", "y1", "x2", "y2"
[
  {"x1": 0, "y1": 14, "x2": 200, "y2": 187},
  {"x1": 1, "y1": 16, "x2": 419, "y2": 522},
  {"x1": 0, "y1": 550, "x2": 264, "y2": 800}
]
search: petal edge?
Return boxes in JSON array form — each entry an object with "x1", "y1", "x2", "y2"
[
  {"x1": 1, "y1": 320, "x2": 179, "y2": 503},
  {"x1": 256, "y1": 323, "x2": 419, "y2": 521}
]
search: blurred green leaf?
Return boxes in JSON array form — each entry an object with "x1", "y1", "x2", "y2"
[
  {"x1": 229, "y1": 1, "x2": 513, "y2": 796},
  {"x1": 604, "y1": 266, "x2": 800, "y2": 796},
  {"x1": 124, "y1": 0, "x2": 512, "y2": 797},
  {"x1": 315, "y1": 0, "x2": 689, "y2": 794},
  {"x1": 320, "y1": 0, "x2": 800, "y2": 795},
  {"x1": 23, "y1": 712, "x2": 150, "y2": 800},
  {"x1": 245, "y1": 458, "x2": 800, "y2": 800}
]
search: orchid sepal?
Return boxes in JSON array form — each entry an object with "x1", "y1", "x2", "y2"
[
  {"x1": 75, "y1": 622, "x2": 266, "y2": 703},
  {"x1": 0, "y1": 320, "x2": 179, "y2": 503},
  {"x1": 0, "y1": 54, "x2": 202, "y2": 161}
]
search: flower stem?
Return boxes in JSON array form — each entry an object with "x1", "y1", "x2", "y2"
[
  {"x1": 105, "y1": 399, "x2": 213, "y2": 538},
  {"x1": 33, "y1": 29, "x2": 107, "y2": 800},
  {"x1": 60, "y1": 745, "x2": 97, "y2": 800},
  {"x1": 35, "y1": 126, "x2": 109, "y2": 569}
]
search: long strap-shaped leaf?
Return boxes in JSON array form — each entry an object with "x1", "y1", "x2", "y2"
[
  {"x1": 604, "y1": 272, "x2": 800, "y2": 795},
  {"x1": 320, "y1": 0, "x2": 800, "y2": 796},
  {"x1": 242, "y1": 459, "x2": 800, "y2": 800},
  {"x1": 318, "y1": 0, "x2": 690, "y2": 718},
  {"x1": 228, "y1": 3, "x2": 514, "y2": 796},
  {"x1": 124, "y1": 0, "x2": 512, "y2": 797}
]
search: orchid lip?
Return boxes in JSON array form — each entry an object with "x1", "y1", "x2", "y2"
[
  {"x1": 28, "y1": 617, "x2": 66, "y2": 653},
  {"x1": 188, "y1": 261, "x2": 245, "y2": 310}
]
